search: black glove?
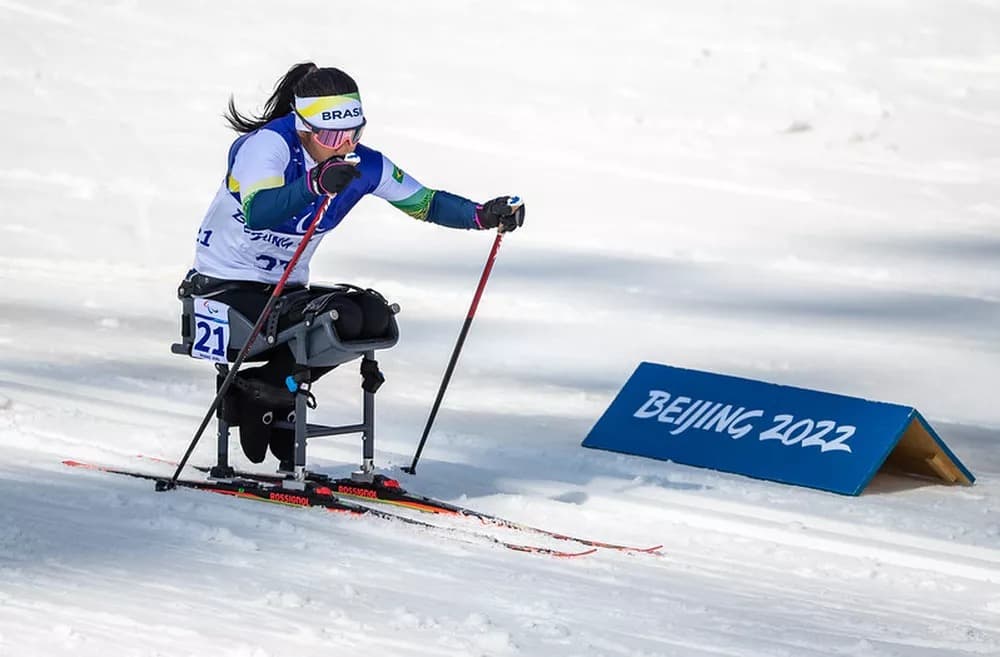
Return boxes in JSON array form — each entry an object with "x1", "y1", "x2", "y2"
[
  {"x1": 476, "y1": 196, "x2": 525, "y2": 232},
  {"x1": 307, "y1": 156, "x2": 361, "y2": 196}
]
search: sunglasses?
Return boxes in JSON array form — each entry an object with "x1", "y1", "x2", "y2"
[{"x1": 296, "y1": 111, "x2": 366, "y2": 149}]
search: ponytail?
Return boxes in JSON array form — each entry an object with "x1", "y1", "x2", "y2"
[{"x1": 224, "y1": 62, "x2": 318, "y2": 133}]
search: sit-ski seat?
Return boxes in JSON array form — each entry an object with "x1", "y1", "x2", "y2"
[{"x1": 171, "y1": 280, "x2": 400, "y2": 487}]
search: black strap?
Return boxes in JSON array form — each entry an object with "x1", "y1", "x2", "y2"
[
  {"x1": 225, "y1": 371, "x2": 296, "y2": 407},
  {"x1": 179, "y1": 272, "x2": 307, "y2": 299},
  {"x1": 360, "y1": 357, "x2": 385, "y2": 394},
  {"x1": 265, "y1": 297, "x2": 283, "y2": 344},
  {"x1": 302, "y1": 291, "x2": 339, "y2": 326}
]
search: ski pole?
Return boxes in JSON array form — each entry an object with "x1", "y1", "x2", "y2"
[
  {"x1": 402, "y1": 197, "x2": 521, "y2": 475},
  {"x1": 158, "y1": 157, "x2": 357, "y2": 491}
]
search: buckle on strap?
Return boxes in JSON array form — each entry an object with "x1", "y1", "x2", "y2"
[{"x1": 284, "y1": 373, "x2": 318, "y2": 409}]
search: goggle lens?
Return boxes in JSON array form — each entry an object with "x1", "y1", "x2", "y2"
[{"x1": 311, "y1": 119, "x2": 366, "y2": 149}]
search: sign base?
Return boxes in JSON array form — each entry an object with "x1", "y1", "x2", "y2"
[{"x1": 881, "y1": 414, "x2": 971, "y2": 485}]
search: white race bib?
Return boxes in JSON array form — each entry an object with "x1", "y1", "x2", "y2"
[{"x1": 191, "y1": 298, "x2": 231, "y2": 364}]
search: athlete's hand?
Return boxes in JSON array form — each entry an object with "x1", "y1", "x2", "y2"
[
  {"x1": 475, "y1": 196, "x2": 525, "y2": 232},
  {"x1": 307, "y1": 156, "x2": 361, "y2": 196}
]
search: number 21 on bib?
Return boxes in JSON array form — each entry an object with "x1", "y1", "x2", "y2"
[{"x1": 191, "y1": 298, "x2": 230, "y2": 363}]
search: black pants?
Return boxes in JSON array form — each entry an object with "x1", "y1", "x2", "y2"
[{"x1": 197, "y1": 279, "x2": 393, "y2": 463}]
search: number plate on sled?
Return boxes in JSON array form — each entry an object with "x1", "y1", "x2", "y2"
[{"x1": 191, "y1": 298, "x2": 230, "y2": 363}]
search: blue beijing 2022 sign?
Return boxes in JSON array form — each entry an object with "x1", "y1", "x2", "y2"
[{"x1": 582, "y1": 362, "x2": 974, "y2": 495}]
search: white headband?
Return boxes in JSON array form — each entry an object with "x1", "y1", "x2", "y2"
[{"x1": 294, "y1": 93, "x2": 364, "y2": 130}]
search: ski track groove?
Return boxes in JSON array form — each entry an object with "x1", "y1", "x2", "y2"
[
  {"x1": 625, "y1": 490, "x2": 1000, "y2": 584},
  {"x1": 3, "y1": 462, "x2": 997, "y2": 656},
  {"x1": 18, "y1": 451, "x2": 997, "y2": 656},
  {"x1": 4, "y1": 379, "x2": 998, "y2": 593}
]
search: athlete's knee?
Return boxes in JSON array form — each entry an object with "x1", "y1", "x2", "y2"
[
  {"x1": 327, "y1": 296, "x2": 363, "y2": 340},
  {"x1": 353, "y1": 289, "x2": 391, "y2": 339}
]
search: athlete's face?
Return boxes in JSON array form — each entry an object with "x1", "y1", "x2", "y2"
[{"x1": 299, "y1": 131, "x2": 355, "y2": 163}]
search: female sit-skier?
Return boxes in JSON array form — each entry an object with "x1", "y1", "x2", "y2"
[{"x1": 184, "y1": 62, "x2": 525, "y2": 467}]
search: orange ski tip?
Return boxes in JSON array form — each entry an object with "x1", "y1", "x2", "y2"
[
  {"x1": 567, "y1": 548, "x2": 598, "y2": 558},
  {"x1": 136, "y1": 454, "x2": 173, "y2": 464}
]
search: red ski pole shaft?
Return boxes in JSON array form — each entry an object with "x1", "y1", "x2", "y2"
[{"x1": 160, "y1": 191, "x2": 338, "y2": 490}]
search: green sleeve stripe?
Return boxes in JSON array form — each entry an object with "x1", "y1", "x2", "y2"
[
  {"x1": 242, "y1": 191, "x2": 259, "y2": 228},
  {"x1": 390, "y1": 188, "x2": 436, "y2": 221}
]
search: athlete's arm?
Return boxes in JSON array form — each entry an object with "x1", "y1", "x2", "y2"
[
  {"x1": 228, "y1": 130, "x2": 313, "y2": 230},
  {"x1": 371, "y1": 154, "x2": 481, "y2": 230}
]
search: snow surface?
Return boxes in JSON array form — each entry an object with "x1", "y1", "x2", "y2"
[{"x1": 2, "y1": 1, "x2": 999, "y2": 655}]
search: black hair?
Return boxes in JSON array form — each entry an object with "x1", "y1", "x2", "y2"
[{"x1": 224, "y1": 63, "x2": 360, "y2": 133}]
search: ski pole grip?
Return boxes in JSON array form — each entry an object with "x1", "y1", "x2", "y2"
[{"x1": 498, "y1": 195, "x2": 523, "y2": 234}]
